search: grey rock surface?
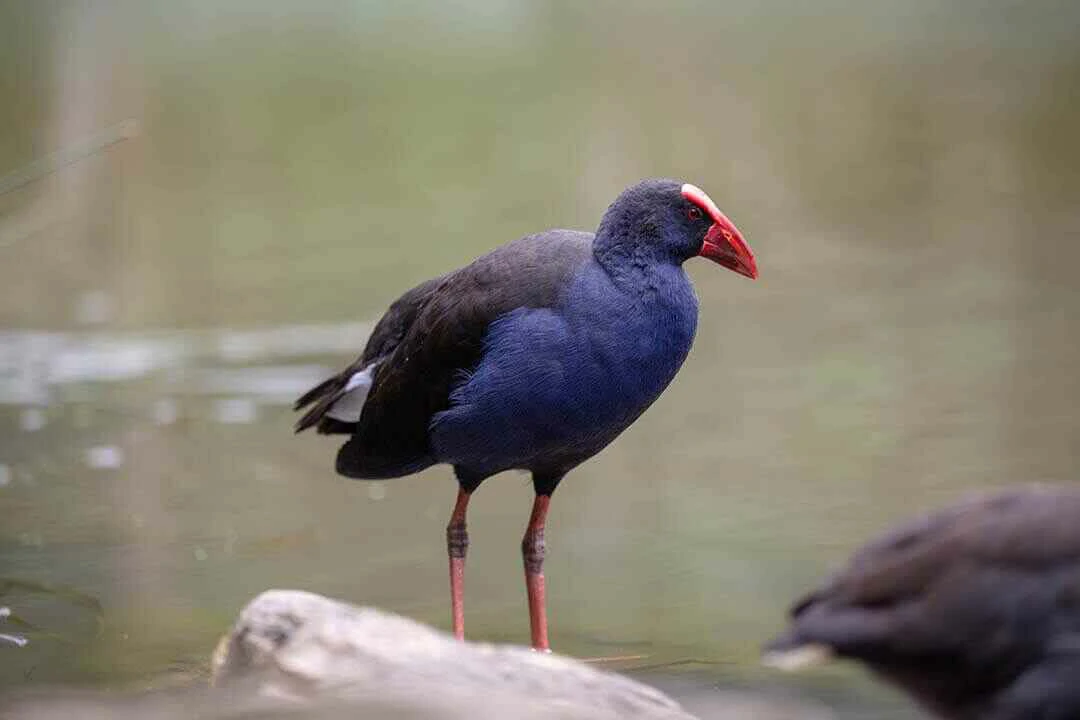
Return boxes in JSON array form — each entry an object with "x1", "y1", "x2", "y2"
[{"x1": 208, "y1": 589, "x2": 696, "y2": 719}]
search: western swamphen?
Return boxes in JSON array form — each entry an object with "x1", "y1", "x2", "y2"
[
  {"x1": 764, "y1": 484, "x2": 1080, "y2": 720},
  {"x1": 295, "y1": 178, "x2": 757, "y2": 650}
]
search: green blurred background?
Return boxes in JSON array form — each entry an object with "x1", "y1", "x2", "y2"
[{"x1": 1, "y1": 0, "x2": 1078, "y2": 716}]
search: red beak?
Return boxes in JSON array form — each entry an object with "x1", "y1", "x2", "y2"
[{"x1": 681, "y1": 183, "x2": 758, "y2": 280}]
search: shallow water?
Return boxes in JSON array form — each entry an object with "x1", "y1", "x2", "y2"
[{"x1": 1, "y1": 1, "x2": 1079, "y2": 716}]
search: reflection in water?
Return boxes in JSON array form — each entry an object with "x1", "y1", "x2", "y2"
[
  {"x1": 0, "y1": 607, "x2": 28, "y2": 648},
  {"x1": 84, "y1": 445, "x2": 125, "y2": 471},
  {"x1": 0, "y1": 323, "x2": 371, "y2": 407}
]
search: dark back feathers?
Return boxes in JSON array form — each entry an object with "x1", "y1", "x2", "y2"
[{"x1": 297, "y1": 231, "x2": 593, "y2": 478}]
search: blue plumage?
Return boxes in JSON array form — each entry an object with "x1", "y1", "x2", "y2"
[
  {"x1": 431, "y1": 248, "x2": 698, "y2": 483},
  {"x1": 294, "y1": 178, "x2": 755, "y2": 650}
]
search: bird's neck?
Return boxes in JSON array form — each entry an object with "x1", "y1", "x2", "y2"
[{"x1": 592, "y1": 231, "x2": 683, "y2": 293}]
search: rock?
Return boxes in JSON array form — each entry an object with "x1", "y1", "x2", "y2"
[{"x1": 208, "y1": 589, "x2": 697, "y2": 719}]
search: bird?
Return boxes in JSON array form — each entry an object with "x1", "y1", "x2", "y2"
[
  {"x1": 763, "y1": 484, "x2": 1080, "y2": 720},
  {"x1": 294, "y1": 178, "x2": 757, "y2": 651}
]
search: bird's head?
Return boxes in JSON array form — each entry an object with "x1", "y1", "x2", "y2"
[{"x1": 595, "y1": 178, "x2": 757, "y2": 279}]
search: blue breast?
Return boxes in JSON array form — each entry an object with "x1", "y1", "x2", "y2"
[{"x1": 429, "y1": 259, "x2": 698, "y2": 477}]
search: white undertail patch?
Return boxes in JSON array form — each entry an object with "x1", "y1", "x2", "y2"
[{"x1": 326, "y1": 363, "x2": 379, "y2": 422}]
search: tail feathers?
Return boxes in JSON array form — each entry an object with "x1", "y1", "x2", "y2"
[
  {"x1": 335, "y1": 437, "x2": 435, "y2": 479},
  {"x1": 294, "y1": 375, "x2": 343, "y2": 412},
  {"x1": 294, "y1": 361, "x2": 377, "y2": 434}
]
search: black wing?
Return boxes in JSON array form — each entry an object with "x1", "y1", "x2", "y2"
[
  {"x1": 295, "y1": 230, "x2": 593, "y2": 478},
  {"x1": 766, "y1": 484, "x2": 1080, "y2": 719},
  {"x1": 293, "y1": 274, "x2": 446, "y2": 434}
]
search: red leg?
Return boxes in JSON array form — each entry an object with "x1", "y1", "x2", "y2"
[
  {"x1": 522, "y1": 494, "x2": 552, "y2": 651},
  {"x1": 446, "y1": 488, "x2": 471, "y2": 641}
]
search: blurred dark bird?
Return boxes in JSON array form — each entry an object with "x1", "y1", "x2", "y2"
[
  {"x1": 764, "y1": 484, "x2": 1080, "y2": 720},
  {"x1": 295, "y1": 178, "x2": 757, "y2": 650}
]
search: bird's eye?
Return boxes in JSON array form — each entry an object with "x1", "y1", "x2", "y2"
[{"x1": 687, "y1": 206, "x2": 703, "y2": 221}]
